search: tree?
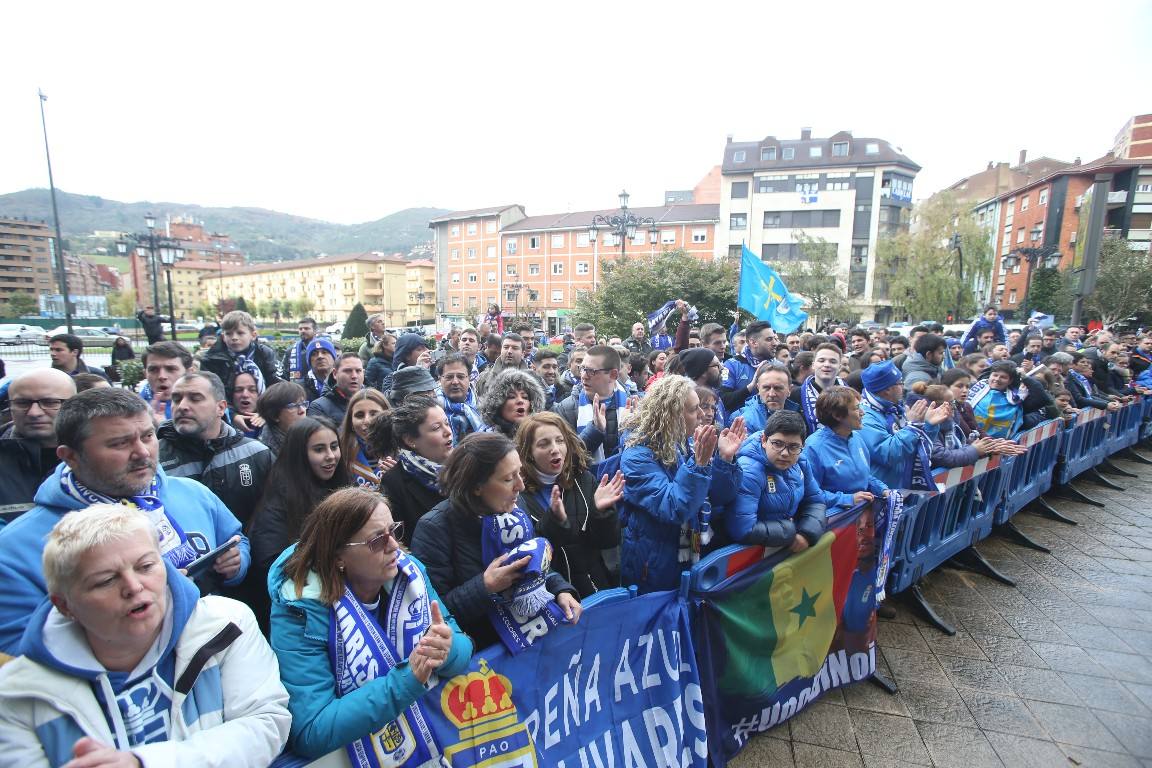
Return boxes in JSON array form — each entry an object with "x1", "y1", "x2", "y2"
[
  {"x1": 876, "y1": 192, "x2": 993, "y2": 322},
  {"x1": 234, "y1": 296, "x2": 249, "y2": 313},
  {"x1": 343, "y1": 302, "x2": 368, "y2": 340},
  {"x1": 1084, "y1": 236, "x2": 1152, "y2": 327},
  {"x1": 1022, "y1": 266, "x2": 1070, "y2": 320},
  {"x1": 573, "y1": 249, "x2": 738, "y2": 338},
  {"x1": 6, "y1": 292, "x2": 38, "y2": 318},
  {"x1": 268, "y1": 299, "x2": 284, "y2": 327},
  {"x1": 106, "y1": 289, "x2": 137, "y2": 317},
  {"x1": 778, "y1": 233, "x2": 853, "y2": 330}
]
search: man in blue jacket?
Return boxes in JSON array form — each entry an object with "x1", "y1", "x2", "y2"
[
  {"x1": 731, "y1": 362, "x2": 800, "y2": 433},
  {"x1": 858, "y1": 360, "x2": 950, "y2": 491},
  {"x1": 721, "y1": 321, "x2": 779, "y2": 414},
  {"x1": 0, "y1": 388, "x2": 250, "y2": 655}
]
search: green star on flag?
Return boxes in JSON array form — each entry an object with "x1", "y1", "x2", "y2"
[{"x1": 790, "y1": 588, "x2": 820, "y2": 628}]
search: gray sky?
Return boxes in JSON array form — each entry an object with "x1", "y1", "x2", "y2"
[{"x1": 2, "y1": 1, "x2": 1149, "y2": 226}]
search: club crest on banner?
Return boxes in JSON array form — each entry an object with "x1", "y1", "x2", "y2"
[{"x1": 440, "y1": 659, "x2": 537, "y2": 768}]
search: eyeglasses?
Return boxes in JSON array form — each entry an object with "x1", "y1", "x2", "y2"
[
  {"x1": 767, "y1": 438, "x2": 804, "y2": 455},
  {"x1": 282, "y1": 401, "x2": 308, "y2": 411},
  {"x1": 10, "y1": 398, "x2": 66, "y2": 412},
  {"x1": 440, "y1": 373, "x2": 469, "y2": 381},
  {"x1": 344, "y1": 522, "x2": 405, "y2": 553},
  {"x1": 582, "y1": 367, "x2": 612, "y2": 376}
]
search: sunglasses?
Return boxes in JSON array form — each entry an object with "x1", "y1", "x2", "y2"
[{"x1": 344, "y1": 522, "x2": 404, "y2": 552}]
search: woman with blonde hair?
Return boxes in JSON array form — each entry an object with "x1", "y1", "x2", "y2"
[
  {"x1": 515, "y1": 412, "x2": 624, "y2": 596},
  {"x1": 338, "y1": 387, "x2": 391, "y2": 489},
  {"x1": 617, "y1": 375, "x2": 745, "y2": 593}
]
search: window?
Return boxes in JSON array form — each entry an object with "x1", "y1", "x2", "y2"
[
  {"x1": 632, "y1": 229, "x2": 645, "y2": 242},
  {"x1": 692, "y1": 228, "x2": 707, "y2": 243},
  {"x1": 832, "y1": 141, "x2": 849, "y2": 156},
  {"x1": 468, "y1": 296, "x2": 478, "y2": 307},
  {"x1": 809, "y1": 146, "x2": 823, "y2": 158},
  {"x1": 764, "y1": 212, "x2": 782, "y2": 228},
  {"x1": 506, "y1": 264, "x2": 517, "y2": 275},
  {"x1": 485, "y1": 221, "x2": 497, "y2": 234},
  {"x1": 576, "y1": 232, "x2": 590, "y2": 247},
  {"x1": 451, "y1": 273, "x2": 461, "y2": 283},
  {"x1": 796, "y1": 182, "x2": 819, "y2": 195},
  {"x1": 551, "y1": 234, "x2": 565, "y2": 248},
  {"x1": 552, "y1": 289, "x2": 564, "y2": 303},
  {"x1": 486, "y1": 245, "x2": 496, "y2": 259},
  {"x1": 506, "y1": 290, "x2": 518, "y2": 303},
  {"x1": 482, "y1": 271, "x2": 492, "y2": 283},
  {"x1": 865, "y1": 143, "x2": 879, "y2": 154},
  {"x1": 450, "y1": 248, "x2": 459, "y2": 260},
  {"x1": 761, "y1": 147, "x2": 777, "y2": 161},
  {"x1": 528, "y1": 263, "x2": 540, "y2": 275},
  {"x1": 450, "y1": 225, "x2": 459, "y2": 237},
  {"x1": 1009, "y1": 289, "x2": 1018, "y2": 304},
  {"x1": 782, "y1": 147, "x2": 795, "y2": 160},
  {"x1": 661, "y1": 229, "x2": 676, "y2": 244},
  {"x1": 551, "y1": 262, "x2": 563, "y2": 276},
  {"x1": 1039, "y1": 189, "x2": 1049, "y2": 205},
  {"x1": 733, "y1": 150, "x2": 746, "y2": 162},
  {"x1": 1021, "y1": 195, "x2": 1029, "y2": 211},
  {"x1": 529, "y1": 236, "x2": 540, "y2": 249},
  {"x1": 1016, "y1": 227, "x2": 1025, "y2": 244},
  {"x1": 467, "y1": 247, "x2": 476, "y2": 259},
  {"x1": 451, "y1": 297, "x2": 461, "y2": 308},
  {"x1": 604, "y1": 233, "x2": 619, "y2": 247},
  {"x1": 466, "y1": 223, "x2": 478, "y2": 235},
  {"x1": 757, "y1": 178, "x2": 775, "y2": 193},
  {"x1": 1137, "y1": 183, "x2": 1152, "y2": 193},
  {"x1": 1012, "y1": 260, "x2": 1021, "y2": 274},
  {"x1": 576, "y1": 261, "x2": 589, "y2": 274},
  {"x1": 467, "y1": 273, "x2": 478, "y2": 283},
  {"x1": 730, "y1": 181, "x2": 749, "y2": 199},
  {"x1": 730, "y1": 213, "x2": 747, "y2": 229},
  {"x1": 506, "y1": 240, "x2": 517, "y2": 254},
  {"x1": 826, "y1": 181, "x2": 851, "y2": 191},
  {"x1": 528, "y1": 290, "x2": 539, "y2": 301}
]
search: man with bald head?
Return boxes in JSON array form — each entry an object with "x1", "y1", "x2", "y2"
[{"x1": 0, "y1": 368, "x2": 76, "y2": 514}]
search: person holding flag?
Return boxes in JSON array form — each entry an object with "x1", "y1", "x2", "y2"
[{"x1": 645, "y1": 298, "x2": 695, "y2": 352}]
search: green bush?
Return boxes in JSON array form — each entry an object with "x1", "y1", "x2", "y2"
[{"x1": 117, "y1": 360, "x2": 144, "y2": 390}]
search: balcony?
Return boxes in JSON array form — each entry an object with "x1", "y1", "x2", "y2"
[{"x1": 1107, "y1": 190, "x2": 1128, "y2": 205}]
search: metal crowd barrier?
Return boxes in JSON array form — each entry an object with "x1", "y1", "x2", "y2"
[{"x1": 993, "y1": 419, "x2": 1065, "y2": 549}]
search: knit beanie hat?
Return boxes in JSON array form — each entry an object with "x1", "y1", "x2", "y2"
[
  {"x1": 860, "y1": 360, "x2": 901, "y2": 393},
  {"x1": 389, "y1": 366, "x2": 436, "y2": 404},
  {"x1": 680, "y1": 348, "x2": 717, "y2": 381}
]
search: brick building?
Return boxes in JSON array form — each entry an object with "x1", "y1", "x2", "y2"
[{"x1": 0, "y1": 217, "x2": 55, "y2": 312}]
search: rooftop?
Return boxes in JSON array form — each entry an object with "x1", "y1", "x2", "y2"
[
  {"x1": 428, "y1": 205, "x2": 524, "y2": 225},
  {"x1": 722, "y1": 129, "x2": 920, "y2": 175},
  {"x1": 206, "y1": 251, "x2": 407, "y2": 278},
  {"x1": 503, "y1": 204, "x2": 720, "y2": 232}
]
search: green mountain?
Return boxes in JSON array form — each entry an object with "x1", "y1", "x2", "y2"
[{"x1": 0, "y1": 188, "x2": 448, "y2": 263}]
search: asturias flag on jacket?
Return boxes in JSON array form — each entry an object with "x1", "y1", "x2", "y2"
[{"x1": 738, "y1": 245, "x2": 809, "y2": 333}]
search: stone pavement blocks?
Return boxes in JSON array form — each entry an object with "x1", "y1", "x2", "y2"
[
  {"x1": 934, "y1": 655, "x2": 1013, "y2": 695},
  {"x1": 787, "y1": 701, "x2": 858, "y2": 753},
  {"x1": 1024, "y1": 698, "x2": 1125, "y2": 750},
  {"x1": 881, "y1": 648, "x2": 952, "y2": 687},
  {"x1": 889, "y1": 680, "x2": 975, "y2": 727},
  {"x1": 1057, "y1": 744, "x2": 1145, "y2": 768},
  {"x1": 792, "y1": 742, "x2": 866, "y2": 768},
  {"x1": 982, "y1": 732, "x2": 1068, "y2": 768},
  {"x1": 954, "y1": 689, "x2": 1047, "y2": 738},
  {"x1": 848, "y1": 710, "x2": 932, "y2": 766},
  {"x1": 1095, "y1": 710, "x2": 1152, "y2": 758},
  {"x1": 998, "y1": 664, "x2": 1079, "y2": 703},
  {"x1": 913, "y1": 722, "x2": 1003, "y2": 768}
]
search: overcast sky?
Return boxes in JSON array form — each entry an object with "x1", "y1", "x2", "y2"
[{"x1": 2, "y1": 1, "x2": 1149, "y2": 227}]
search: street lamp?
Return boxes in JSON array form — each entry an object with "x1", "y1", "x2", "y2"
[
  {"x1": 117, "y1": 213, "x2": 184, "y2": 320},
  {"x1": 1002, "y1": 232, "x2": 1060, "y2": 315},
  {"x1": 587, "y1": 189, "x2": 661, "y2": 263},
  {"x1": 158, "y1": 243, "x2": 184, "y2": 340},
  {"x1": 505, "y1": 282, "x2": 526, "y2": 320}
]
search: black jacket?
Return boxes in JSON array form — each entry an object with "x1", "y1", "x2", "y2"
[
  {"x1": 377, "y1": 463, "x2": 447, "y2": 545},
  {"x1": 409, "y1": 500, "x2": 577, "y2": 650},
  {"x1": 365, "y1": 354, "x2": 395, "y2": 391},
  {"x1": 158, "y1": 420, "x2": 273, "y2": 528},
  {"x1": 199, "y1": 339, "x2": 282, "y2": 401},
  {"x1": 0, "y1": 424, "x2": 57, "y2": 513},
  {"x1": 306, "y1": 381, "x2": 351, "y2": 423},
  {"x1": 516, "y1": 471, "x2": 619, "y2": 597},
  {"x1": 137, "y1": 310, "x2": 165, "y2": 343}
]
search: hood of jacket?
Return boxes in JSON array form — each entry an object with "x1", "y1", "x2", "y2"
[
  {"x1": 19, "y1": 560, "x2": 198, "y2": 677},
  {"x1": 901, "y1": 351, "x2": 939, "y2": 381},
  {"x1": 393, "y1": 334, "x2": 428, "y2": 368},
  {"x1": 268, "y1": 544, "x2": 328, "y2": 622}
]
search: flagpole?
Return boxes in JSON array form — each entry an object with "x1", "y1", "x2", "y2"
[{"x1": 38, "y1": 89, "x2": 73, "y2": 333}]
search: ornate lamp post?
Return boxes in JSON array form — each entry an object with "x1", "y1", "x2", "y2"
[
  {"x1": 117, "y1": 213, "x2": 184, "y2": 321},
  {"x1": 158, "y1": 242, "x2": 184, "y2": 339},
  {"x1": 587, "y1": 189, "x2": 660, "y2": 264}
]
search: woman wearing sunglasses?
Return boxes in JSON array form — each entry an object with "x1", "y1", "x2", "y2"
[
  {"x1": 269, "y1": 486, "x2": 472, "y2": 762},
  {"x1": 726, "y1": 410, "x2": 826, "y2": 550},
  {"x1": 255, "y1": 380, "x2": 309, "y2": 458}
]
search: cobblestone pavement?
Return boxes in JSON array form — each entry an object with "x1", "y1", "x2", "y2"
[{"x1": 732, "y1": 455, "x2": 1152, "y2": 768}]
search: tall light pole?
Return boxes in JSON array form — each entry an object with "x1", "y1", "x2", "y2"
[
  {"x1": 118, "y1": 213, "x2": 183, "y2": 324},
  {"x1": 158, "y1": 243, "x2": 183, "y2": 339},
  {"x1": 38, "y1": 90, "x2": 72, "y2": 332},
  {"x1": 587, "y1": 190, "x2": 660, "y2": 268}
]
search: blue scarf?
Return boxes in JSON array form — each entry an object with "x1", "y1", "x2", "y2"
[
  {"x1": 577, "y1": 384, "x2": 630, "y2": 461},
  {"x1": 398, "y1": 449, "x2": 442, "y2": 494},
  {"x1": 480, "y1": 508, "x2": 569, "y2": 654},
  {"x1": 437, "y1": 392, "x2": 484, "y2": 445},
  {"x1": 646, "y1": 300, "x2": 698, "y2": 336},
  {"x1": 1068, "y1": 369, "x2": 1095, "y2": 397},
  {"x1": 874, "y1": 492, "x2": 904, "y2": 603},
  {"x1": 328, "y1": 553, "x2": 439, "y2": 767},
  {"x1": 350, "y1": 437, "x2": 381, "y2": 490},
  {"x1": 230, "y1": 345, "x2": 266, "y2": 394},
  {"x1": 60, "y1": 468, "x2": 198, "y2": 570},
  {"x1": 800, "y1": 375, "x2": 839, "y2": 435},
  {"x1": 967, "y1": 379, "x2": 1023, "y2": 438},
  {"x1": 287, "y1": 338, "x2": 308, "y2": 378},
  {"x1": 861, "y1": 390, "x2": 935, "y2": 492}
]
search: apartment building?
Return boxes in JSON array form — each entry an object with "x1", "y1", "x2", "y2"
[
  {"x1": 0, "y1": 217, "x2": 55, "y2": 312},
  {"x1": 406, "y1": 260, "x2": 436, "y2": 326},
  {"x1": 716, "y1": 128, "x2": 920, "y2": 323}
]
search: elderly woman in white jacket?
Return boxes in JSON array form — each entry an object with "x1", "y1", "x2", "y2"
[{"x1": 0, "y1": 504, "x2": 290, "y2": 768}]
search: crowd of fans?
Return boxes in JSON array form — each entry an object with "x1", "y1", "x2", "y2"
[{"x1": 0, "y1": 304, "x2": 1149, "y2": 764}]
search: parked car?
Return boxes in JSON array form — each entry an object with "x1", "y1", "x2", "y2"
[
  {"x1": 43, "y1": 326, "x2": 129, "y2": 347},
  {"x1": 0, "y1": 324, "x2": 48, "y2": 345},
  {"x1": 173, "y1": 323, "x2": 200, "y2": 332},
  {"x1": 326, "y1": 322, "x2": 344, "y2": 336}
]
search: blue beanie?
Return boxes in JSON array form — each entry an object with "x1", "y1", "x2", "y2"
[
  {"x1": 861, "y1": 360, "x2": 902, "y2": 393},
  {"x1": 306, "y1": 337, "x2": 338, "y2": 362}
]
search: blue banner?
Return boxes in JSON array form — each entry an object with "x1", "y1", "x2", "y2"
[
  {"x1": 737, "y1": 245, "x2": 809, "y2": 333},
  {"x1": 422, "y1": 590, "x2": 706, "y2": 768}
]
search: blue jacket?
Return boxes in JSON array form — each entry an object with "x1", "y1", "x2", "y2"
[
  {"x1": 801, "y1": 427, "x2": 887, "y2": 511},
  {"x1": 731, "y1": 393, "x2": 801, "y2": 434},
  {"x1": 268, "y1": 546, "x2": 473, "y2": 758},
  {"x1": 722, "y1": 352, "x2": 758, "y2": 396},
  {"x1": 859, "y1": 404, "x2": 940, "y2": 490},
  {"x1": 0, "y1": 464, "x2": 250, "y2": 655},
  {"x1": 961, "y1": 317, "x2": 1007, "y2": 350},
  {"x1": 727, "y1": 434, "x2": 826, "y2": 547},
  {"x1": 618, "y1": 442, "x2": 741, "y2": 593}
]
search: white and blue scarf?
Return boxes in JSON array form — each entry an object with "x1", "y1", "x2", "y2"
[
  {"x1": 672, "y1": 443, "x2": 713, "y2": 565},
  {"x1": 437, "y1": 393, "x2": 484, "y2": 446},
  {"x1": 874, "y1": 492, "x2": 904, "y2": 603},
  {"x1": 646, "y1": 300, "x2": 698, "y2": 337},
  {"x1": 231, "y1": 345, "x2": 266, "y2": 394},
  {"x1": 398, "y1": 449, "x2": 442, "y2": 494},
  {"x1": 1068, "y1": 369, "x2": 1095, "y2": 397},
  {"x1": 328, "y1": 553, "x2": 440, "y2": 767},
  {"x1": 480, "y1": 508, "x2": 569, "y2": 654},
  {"x1": 286, "y1": 338, "x2": 308, "y2": 378},
  {"x1": 577, "y1": 384, "x2": 630, "y2": 462},
  {"x1": 861, "y1": 390, "x2": 935, "y2": 492},
  {"x1": 967, "y1": 379, "x2": 1023, "y2": 439},
  {"x1": 800, "y1": 376, "x2": 840, "y2": 435},
  {"x1": 60, "y1": 468, "x2": 198, "y2": 570},
  {"x1": 350, "y1": 437, "x2": 381, "y2": 490}
]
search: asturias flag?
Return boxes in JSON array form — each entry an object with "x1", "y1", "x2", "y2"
[{"x1": 738, "y1": 245, "x2": 809, "y2": 333}]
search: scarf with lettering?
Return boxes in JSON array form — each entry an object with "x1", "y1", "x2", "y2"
[
  {"x1": 286, "y1": 337, "x2": 308, "y2": 378},
  {"x1": 398, "y1": 448, "x2": 442, "y2": 494},
  {"x1": 672, "y1": 443, "x2": 713, "y2": 566},
  {"x1": 861, "y1": 389, "x2": 935, "y2": 492},
  {"x1": 328, "y1": 553, "x2": 439, "y2": 768},
  {"x1": 230, "y1": 344, "x2": 266, "y2": 394},
  {"x1": 967, "y1": 379, "x2": 1023, "y2": 439},
  {"x1": 350, "y1": 437, "x2": 381, "y2": 490},
  {"x1": 874, "y1": 491, "x2": 904, "y2": 603},
  {"x1": 59, "y1": 468, "x2": 198, "y2": 570},
  {"x1": 480, "y1": 508, "x2": 569, "y2": 654}
]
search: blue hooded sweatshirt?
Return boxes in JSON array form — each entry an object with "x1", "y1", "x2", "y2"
[
  {"x1": 14, "y1": 561, "x2": 198, "y2": 761},
  {"x1": 726, "y1": 432, "x2": 826, "y2": 547},
  {"x1": 801, "y1": 426, "x2": 888, "y2": 511},
  {"x1": 0, "y1": 464, "x2": 249, "y2": 655}
]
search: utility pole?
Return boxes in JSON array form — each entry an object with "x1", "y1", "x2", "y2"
[{"x1": 38, "y1": 90, "x2": 72, "y2": 332}]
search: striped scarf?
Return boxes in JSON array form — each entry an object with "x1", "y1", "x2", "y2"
[{"x1": 231, "y1": 346, "x2": 266, "y2": 393}]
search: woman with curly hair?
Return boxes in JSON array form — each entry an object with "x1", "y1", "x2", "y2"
[
  {"x1": 477, "y1": 368, "x2": 546, "y2": 439},
  {"x1": 618, "y1": 375, "x2": 746, "y2": 593}
]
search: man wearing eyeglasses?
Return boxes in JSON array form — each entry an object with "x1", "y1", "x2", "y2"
[
  {"x1": 554, "y1": 345, "x2": 633, "y2": 463},
  {"x1": 0, "y1": 368, "x2": 76, "y2": 516}
]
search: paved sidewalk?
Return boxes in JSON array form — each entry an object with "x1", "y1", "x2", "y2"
[{"x1": 732, "y1": 455, "x2": 1152, "y2": 768}]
